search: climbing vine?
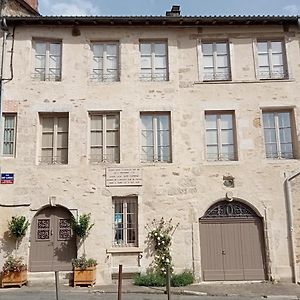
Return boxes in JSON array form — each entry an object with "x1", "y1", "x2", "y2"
[{"x1": 146, "y1": 218, "x2": 179, "y2": 276}]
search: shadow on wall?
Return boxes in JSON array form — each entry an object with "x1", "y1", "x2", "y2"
[{"x1": 0, "y1": 230, "x2": 16, "y2": 258}]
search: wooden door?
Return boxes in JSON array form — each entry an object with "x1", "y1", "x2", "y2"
[
  {"x1": 30, "y1": 206, "x2": 76, "y2": 272},
  {"x1": 199, "y1": 201, "x2": 266, "y2": 281}
]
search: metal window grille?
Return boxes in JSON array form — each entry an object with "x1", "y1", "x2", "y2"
[
  {"x1": 202, "y1": 42, "x2": 231, "y2": 81},
  {"x1": 40, "y1": 115, "x2": 68, "y2": 164},
  {"x1": 91, "y1": 43, "x2": 119, "y2": 82},
  {"x1": 140, "y1": 42, "x2": 168, "y2": 81},
  {"x1": 113, "y1": 197, "x2": 138, "y2": 247},
  {"x1": 33, "y1": 41, "x2": 62, "y2": 81},
  {"x1": 257, "y1": 40, "x2": 288, "y2": 80},
  {"x1": 89, "y1": 113, "x2": 120, "y2": 163},
  {"x1": 141, "y1": 113, "x2": 171, "y2": 162},
  {"x1": 263, "y1": 111, "x2": 294, "y2": 159},
  {"x1": 205, "y1": 112, "x2": 237, "y2": 161},
  {"x1": 2, "y1": 114, "x2": 16, "y2": 156}
]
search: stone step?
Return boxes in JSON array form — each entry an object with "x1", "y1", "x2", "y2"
[{"x1": 28, "y1": 271, "x2": 73, "y2": 286}]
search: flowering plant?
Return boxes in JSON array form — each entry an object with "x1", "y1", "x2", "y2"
[
  {"x1": 72, "y1": 254, "x2": 97, "y2": 270},
  {"x1": 146, "y1": 218, "x2": 179, "y2": 276},
  {"x1": 1, "y1": 256, "x2": 27, "y2": 274}
]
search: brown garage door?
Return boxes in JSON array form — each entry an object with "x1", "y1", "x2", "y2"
[{"x1": 200, "y1": 201, "x2": 266, "y2": 281}]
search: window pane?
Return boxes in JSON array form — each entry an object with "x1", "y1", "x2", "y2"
[
  {"x1": 221, "y1": 129, "x2": 233, "y2": 144},
  {"x1": 141, "y1": 146, "x2": 154, "y2": 161},
  {"x1": 266, "y1": 143, "x2": 278, "y2": 158},
  {"x1": 35, "y1": 42, "x2": 46, "y2": 55},
  {"x1": 91, "y1": 115, "x2": 103, "y2": 130},
  {"x1": 202, "y1": 43, "x2": 213, "y2": 55},
  {"x1": 106, "y1": 146, "x2": 119, "y2": 162},
  {"x1": 281, "y1": 143, "x2": 293, "y2": 158},
  {"x1": 205, "y1": 114, "x2": 217, "y2": 129},
  {"x1": 42, "y1": 132, "x2": 53, "y2": 148},
  {"x1": 106, "y1": 131, "x2": 118, "y2": 146},
  {"x1": 106, "y1": 115, "x2": 119, "y2": 130},
  {"x1": 206, "y1": 130, "x2": 217, "y2": 144},
  {"x1": 157, "y1": 131, "x2": 170, "y2": 147},
  {"x1": 91, "y1": 131, "x2": 102, "y2": 146},
  {"x1": 278, "y1": 112, "x2": 291, "y2": 128},
  {"x1": 41, "y1": 149, "x2": 53, "y2": 163},
  {"x1": 157, "y1": 115, "x2": 169, "y2": 130},
  {"x1": 203, "y1": 55, "x2": 214, "y2": 68},
  {"x1": 272, "y1": 53, "x2": 283, "y2": 66},
  {"x1": 93, "y1": 44, "x2": 104, "y2": 57},
  {"x1": 90, "y1": 147, "x2": 103, "y2": 161},
  {"x1": 42, "y1": 118, "x2": 54, "y2": 131},
  {"x1": 207, "y1": 145, "x2": 218, "y2": 160},
  {"x1": 140, "y1": 43, "x2": 151, "y2": 55},
  {"x1": 217, "y1": 55, "x2": 228, "y2": 68},
  {"x1": 141, "y1": 130, "x2": 153, "y2": 146},
  {"x1": 50, "y1": 43, "x2": 61, "y2": 56},
  {"x1": 141, "y1": 56, "x2": 152, "y2": 68},
  {"x1": 216, "y1": 43, "x2": 227, "y2": 54},
  {"x1": 154, "y1": 56, "x2": 166, "y2": 68},
  {"x1": 279, "y1": 128, "x2": 292, "y2": 143},
  {"x1": 56, "y1": 148, "x2": 68, "y2": 164},
  {"x1": 221, "y1": 114, "x2": 233, "y2": 129},
  {"x1": 271, "y1": 41, "x2": 283, "y2": 53},
  {"x1": 263, "y1": 113, "x2": 275, "y2": 128},
  {"x1": 35, "y1": 55, "x2": 46, "y2": 69},
  {"x1": 154, "y1": 43, "x2": 166, "y2": 55},
  {"x1": 258, "y1": 54, "x2": 269, "y2": 67},
  {"x1": 57, "y1": 132, "x2": 68, "y2": 148},
  {"x1": 106, "y1": 56, "x2": 118, "y2": 70},
  {"x1": 257, "y1": 42, "x2": 268, "y2": 53},
  {"x1": 107, "y1": 44, "x2": 117, "y2": 56},
  {"x1": 222, "y1": 145, "x2": 235, "y2": 160},
  {"x1": 141, "y1": 115, "x2": 153, "y2": 130},
  {"x1": 158, "y1": 146, "x2": 170, "y2": 161},
  {"x1": 264, "y1": 128, "x2": 276, "y2": 143},
  {"x1": 57, "y1": 118, "x2": 68, "y2": 132}
]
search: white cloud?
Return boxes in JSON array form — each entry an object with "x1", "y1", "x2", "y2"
[
  {"x1": 44, "y1": 0, "x2": 100, "y2": 16},
  {"x1": 283, "y1": 4, "x2": 300, "y2": 15}
]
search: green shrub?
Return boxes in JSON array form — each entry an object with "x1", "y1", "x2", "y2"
[
  {"x1": 72, "y1": 254, "x2": 97, "y2": 270},
  {"x1": 170, "y1": 271, "x2": 194, "y2": 287},
  {"x1": 71, "y1": 213, "x2": 94, "y2": 239},
  {"x1": 134, "y1": 271, "x2": 194, "y2": 287},
  {"x1": 8, "y1": 216, "x2": 29, "y2": 239},
  {"x1": 134, "y1": 273, "x2": 166, "y2": 287}
]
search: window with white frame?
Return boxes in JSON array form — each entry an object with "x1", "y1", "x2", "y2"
[
  {"x1": 140, "y1": 41, "x2": 168, "y2": 81},
  {"x1": 141, "y1": 113, "x2": 171, "y2": 162},
  {"x1": 91, "y1": 42, "x2": 119, "y2": 82},
  {"x1": 90, "y1": 113, "x2": 120, "y2": 163},
  {"x1": 201, "y1": 41, "x2": 231, "y2": 81},
  {"x1": 257, "y1": 40, "x2": 288, "y2": 80},
  {"x1": 40, "y1": 114, "x2": 68, "y2": 164},
  {"x1": 262, "y1": 111, "x2": 295, "y2": 159},
  {"x1": 2, "y1": 114, "x2": 17, "y2": 157},
  {"x1": 33, "y1": 40, "x2": 62, "y2": 81},
  {"x1": 113, "y1": 197, "x2": 138, "y2": 247},
  {"x1": 205, "y1": 111, "x2": 237, "y2": 161}
]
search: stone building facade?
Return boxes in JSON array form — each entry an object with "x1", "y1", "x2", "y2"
[
  {"x1": 0, "y1": 8, "x2": 300, "y2": 284},
  {"x1": 0, "y1": 0, "x2": 39, "y2": 17}
]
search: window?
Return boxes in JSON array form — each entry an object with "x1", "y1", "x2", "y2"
[
  {"x1": 40, "y1": 114, "x2": 68, "y2": 164},
  {"x1": 257, "y1": 40, "x2": 288, "y2": 79},
  {"x1": 2, "y1": 114, "x2": 16, "y2": 157},
  {"x1": 113, "y1": 197, "x2": 138, "y2": 247},
  {"x1": 201, "y1": 41, "x2": 231, "y2": 81},
  {"x1": 262, "y1": 111, "x2": 295, "y2": 159},
  {"x1": 140, "y1": 41, "x2": 168, "y2": 81},
  {"x1": 90, "y1": 113, "x2": 119, "y2": 163},
  {"x1": 91, "y1": 42, "x2": 119, "y2": 82},
  {"x1": 205, "y1": 111, "x2": 237, "y2": 161},
  {"x1": 141, "y1": 113, "x2": 171, "y2": 162},
  {"x1": 33, "y1": 40, "x2": 62, "y2": 81}
]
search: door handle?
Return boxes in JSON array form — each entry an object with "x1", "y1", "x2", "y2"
[{"x1": 221, "y1": 250, "x2": 226, "y2": 255}]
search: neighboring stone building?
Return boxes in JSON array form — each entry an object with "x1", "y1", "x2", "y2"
[
  {"x1": 0, "y1": 0, "x2": 39, "y2": 17},
  {"x1": 0, "y1": 6, "x2": 300, "y2": 284}
]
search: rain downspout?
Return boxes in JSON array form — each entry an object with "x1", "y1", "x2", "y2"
[{"x1": 284, "y1": 169, "x2": 300, "y2": 284}]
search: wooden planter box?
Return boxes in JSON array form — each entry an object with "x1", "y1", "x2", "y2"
[
  {"x1": 73, "y1": 266, "x2": 96, "y2": 287},
  {"x1": 0, "y1": 270, "x2": 27, "y2": 288}
]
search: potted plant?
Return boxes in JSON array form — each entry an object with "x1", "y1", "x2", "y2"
[
  {"x1": 1, "y1": 216, "x2": 29, "y2": 288},
  {"x1": 71, "y1": 213, "x2": 96, "y2": 286},
  {"x1": 72, "y1": 255, "x2": 97, "y2": 287}
]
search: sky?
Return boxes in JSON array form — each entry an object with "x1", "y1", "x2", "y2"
[{"x1": 39, "y1": 0, "x2": 300, "y2": 16}]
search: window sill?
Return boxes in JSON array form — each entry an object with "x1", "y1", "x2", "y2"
[
  {"x1": 106, "y1": 247, "x2": 143, "y2": 254},
  {"x1": 194, "y1": 79, "x2": 294, "y2": 85},
  {"x1": 203, "y1": 160, "x2": 240, "y2": 166},
  {"x1": 264, "y1": 158, "x2": 299, "y2": 164}
]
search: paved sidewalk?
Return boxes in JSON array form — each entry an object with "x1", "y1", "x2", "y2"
[{"x1": 1, "y1": 281, "x2": 300, "y2": 298}]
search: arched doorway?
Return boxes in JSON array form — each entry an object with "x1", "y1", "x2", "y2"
[
  {"x1": 29, "y1": 206, "x2": 77, "y2": 272},
  {"x1": 199, "y1": 200, "x2": 266, "y2": 281}
]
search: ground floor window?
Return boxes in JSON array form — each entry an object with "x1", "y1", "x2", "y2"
[{"x1": 113, "y1": 197, "x2": 138, "y2": 247}]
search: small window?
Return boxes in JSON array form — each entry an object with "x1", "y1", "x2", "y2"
[
  {"x1": 89, "y1": 113, "x2": 120, "y2": 163},
  {"x1": 40, "y1": 114, "x2": 68, "y2": 164},
  {"x1": 140, "y1": 41, "x2": 168, "y2": 81},
  {"x1": 33, "y1": 40, "x2": 62, "y2": 81},
  {"x1": 2, "y1": 113, "x2": 17, "y2": 157},
  {"x1": 262, "y1": 110, "x2": 295, "y2": 159},
  {"x1": 257, "y1": 40, "x2": 288, "y2": 80},
  {"x1": 113, "y1": 197, "x2": 138, "y2": 247},
  {"x1": 201, "y1": 41, "x2": 231, "y2": 81},
  {"x1": 141, "y1": 112, "x2": 171, "y2": 162},
  {"x1": 91, "y1": 42, "x2": 119, "y2": 82},
  {"x1": 205, "y1": 111, "x2": 237, "y2": 161}
]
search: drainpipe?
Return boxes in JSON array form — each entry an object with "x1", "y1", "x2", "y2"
[{"x1": 284, "y1": 169, "x2": 300, "y2": 284}]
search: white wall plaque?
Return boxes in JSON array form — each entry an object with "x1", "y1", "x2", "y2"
[{"x1": 106, "y1": 168, "x2": 142, "y2": 186}]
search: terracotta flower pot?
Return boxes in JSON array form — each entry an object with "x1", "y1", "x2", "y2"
[
  {"x1": 73, "y1": 266, "x2": 96, "y2": 287},
  {"x1": 0, "y1": 270, "x2": 28, "y2": 288}
]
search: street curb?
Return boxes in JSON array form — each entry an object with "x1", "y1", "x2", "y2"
[{"x1": 263, "y1": 296, "x2": 299, "y2": 299}]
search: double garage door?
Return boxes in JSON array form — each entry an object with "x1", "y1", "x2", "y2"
[{"x1": 200, "y1": 203, "x2": 266, "y2": 281}]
